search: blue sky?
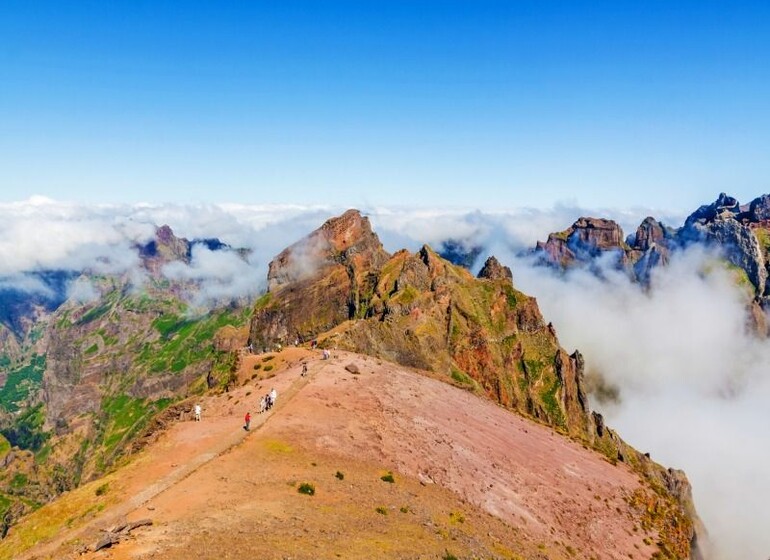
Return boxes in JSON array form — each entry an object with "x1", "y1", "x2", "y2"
[{"x1": 1, "y1": 1, "x2": 769, "y2": 211}]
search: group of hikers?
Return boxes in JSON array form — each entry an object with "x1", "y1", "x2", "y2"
[
  {"x1": 196, "y1": 351, "x2": 319, "y2": 433},
  {"x1": 244, "y1": 387, "x2": 278, "y2": 430}
]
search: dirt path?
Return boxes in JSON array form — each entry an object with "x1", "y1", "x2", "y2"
[{"x1": 21, "y1": 349, "x2": 327, "y2": 560}]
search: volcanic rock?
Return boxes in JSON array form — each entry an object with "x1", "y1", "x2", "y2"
[{"x1": 477, "y1": 256, "x2": 513, "y2": 282}]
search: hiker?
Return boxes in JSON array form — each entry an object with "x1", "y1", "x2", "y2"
[
  {"x1": 269, "y1": 387, "x2": 277, "y2": 407},
  {"x1": 194, "y1": 404, "x2": 202, "y2": 422},
  {"x1": 259, "y1": 395, "x2": 267, "y2": 413},
  {"x1": 301, "y1": 363, "x2": 308, "y2": 377},
  {"x1": 322, "y1": 349, "x2": 330, "y2": 360},
  {"x1": 243, "y1": 411, "x2": 251, "y2": 431}
]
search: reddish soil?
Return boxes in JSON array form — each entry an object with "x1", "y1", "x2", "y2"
[{"x1": 20, "y1": 348, "x2": 659, "y2": 560}]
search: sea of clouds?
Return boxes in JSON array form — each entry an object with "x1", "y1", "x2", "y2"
[{"x1": 0, "y1": 196, "x2": 766, "y2": 558}]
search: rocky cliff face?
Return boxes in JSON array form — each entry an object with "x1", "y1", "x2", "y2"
[{"x1": 534, "y1": 193, "x2": 770, "y2": 318}]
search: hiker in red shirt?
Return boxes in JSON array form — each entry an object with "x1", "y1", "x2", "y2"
[{"x1": 243, "y1": 411, "x2": 251, "y2": 431}]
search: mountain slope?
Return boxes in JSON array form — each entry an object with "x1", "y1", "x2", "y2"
[
  {"x1": 247, "y1": 210, "x2": 702, "y2": 558},
  {"x1": 9, "y1": 349, "x2": 679, "y2": 560}
]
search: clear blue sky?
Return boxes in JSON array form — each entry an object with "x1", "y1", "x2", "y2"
[{"x1": 1, "y1": 1, "x2": 769, "y2": 211}]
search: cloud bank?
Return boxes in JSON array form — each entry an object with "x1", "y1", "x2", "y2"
[{"x1": 510, "y1": 247, "x2": 770, "y2": 560}]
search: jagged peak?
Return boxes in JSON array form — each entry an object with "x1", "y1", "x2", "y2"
[
  {"x1": 685, "y1": 192, "x2": 741, "y2": 226},
  {"x1": 477, "y1": 256, "x2": 513, "y2": 282},
  {"x1": 267, "y1": 209, "x2": 390, "y2": 291}
]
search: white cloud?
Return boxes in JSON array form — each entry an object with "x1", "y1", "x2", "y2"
[{"x1": 510, "y1": 246, "x2": 770, "y2": 560}]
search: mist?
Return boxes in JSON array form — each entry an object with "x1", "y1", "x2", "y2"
[{"x1": 510, "y1": 247, "x2": 770, "y2": 559}]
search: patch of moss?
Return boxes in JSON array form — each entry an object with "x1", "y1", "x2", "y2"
[{"x1": 540, "y1": 375, "x2": 566, "y2": 429}]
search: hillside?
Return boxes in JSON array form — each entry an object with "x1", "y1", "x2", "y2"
[
  {"x1": 9, "y1": 349, "x2": 682, "y2": 560},
  {"x1": 0, "y1": 226, "x2": 252, "y2": 530}
]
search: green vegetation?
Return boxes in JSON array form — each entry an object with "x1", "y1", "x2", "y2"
[
  {"x1": 75, "y1": 302, "x2": 111, "y2": 325},
  {"x1": 442, "y1": 551, "x2": 459, "y2": 560},
  {"x1": 335, "y1": 471, "x2": 344, "y2": 480},
  {"x1": 95, "y1": 483, "x2": 109, "y2": 496},
  {"x1": 9, "y1": 473, "x2": 27, "y2": 490},
  {"x1": 0, "y1": 355, "x2": 10, "y2": 369},
  {"x1": 139, "y1": 308, "x2": 247, "y2": 374},
  {"x1": 375, "y1": 506, "x2": 388, "y2": 515},
  {"x1": 541, "y1": 376, "x2": 566, "y2": 428},
  {"x1": 84, "y1": 343, "x2": 99, "y2": 355},
  {"x1": 0, "y1": 435, "x2": 11, "y2": 459},
  {"x1": 450, "y1": 368, "x2": 474, "y2": 386},
  {"x1": 297, "y1": 482, "x2": 315, "y2": 496},
  {"x1": 253, "y1": 292, "x2": 272, "y2": 311},
  {"x1": 380, "y1": 472, "x2": 395, "y2": 483},
  {"x1": 2, "y1": 404, "x2": 49, "y2": 451},
  {"x1": 0, "y1": 355, "x2": 46, "y2": 413},
  {"x1": 100, "y1": 395, "x2": 172, "y2": 457}
]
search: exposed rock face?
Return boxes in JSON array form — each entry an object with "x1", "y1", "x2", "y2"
[
  {"x1": 266, "y1": 209, "x2": 389, "y2": 291},
  {"x1": 687, "y1": 216, "x2": 767, "y2": 295},
  {"x1": 632, "y1": 217, "x2": 671, "y2": 252},
  {"x1": 250, "y1": 210, "x2": 390, "y2": 350},
  {"x1": 749, "y1": 194, "x2": 770, "y2": 222},
  {"x1": 534, "y1": 192, "x2": 770, "y2": 304},
  {"x1": 477, "y1": 256, "x2": 513, "y2": 282},
  {"x1": 684, "y1": 192, "x2": 741, "y2": 228},
  {"x1": 137, "y1": 225, "x2": 192, "y2": 275},
  {"x1": 535, "y1": 217, "x2": 629, "y2": 270}
]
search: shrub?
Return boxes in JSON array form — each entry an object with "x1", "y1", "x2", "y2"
[
  {"x1": 375, "y1": 506, "x2": 388, "y2": 515},
  {"x1": 442, "y1": 552, "x2": 458, "y2": 560},
  {"x1": 335, "y1": 471, "x2": 344, "y2": 480},
  {"x1": 380, "y1": 472, "x2": 395, "y2": 483},
  {"x1": 263, "y1": 365, "x2": 273, "y2": 372},
  {"x1": 297, "y1": 482, "x2": 315, "y2": 496},
  {"x1": 95, "y1": 483, "x2": 109, "y2": 496}
]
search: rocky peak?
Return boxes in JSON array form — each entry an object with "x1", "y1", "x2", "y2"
[
  {"x1": 137, "y1": 225, "x2": 191, "y2": 275},
  {"x1": 748, "y1": 194, "x2": 770, "y2": 222},
  {"x1": 630, "y1": 217, "x2": 668, "y2": 252},
  {"x1": 534, "y1": 217, "x2": 627, "y2": 270},
  {"x1": 571, "y1": 217, "x2": 625, "y2": 247},
  {"x1": 267, "y1": 209, "x2": 389, "y2": 292},
  {"x1": 684, "y1": 192, "x2": 741, "y2": 227},
  {"x1": 477, "y1": 256, "x2": 513, "y2": 282}
]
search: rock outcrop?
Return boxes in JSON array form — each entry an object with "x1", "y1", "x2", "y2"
[
  {"x1": 476, "y1": 256, "x2": 513, "y2": 282},
  {"x1": 533, "y1": 192, "x2": 770, "y2": 305}
]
